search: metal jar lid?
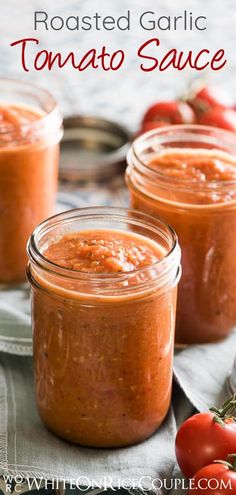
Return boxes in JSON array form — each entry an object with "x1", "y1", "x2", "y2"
[{"x1": 59, "y1": 115, "x2": 131, "y2": 182}]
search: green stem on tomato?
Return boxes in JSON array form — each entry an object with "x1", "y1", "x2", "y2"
[
  {"x1": 209, "y1": 394, "x2": 236, "y2": 425},
  {"x1": 228, "y1": 454, "x2": 236, "y2": 470},
  {"x1": 214, "y1": 455, "x2": 236, "y2": 471}
]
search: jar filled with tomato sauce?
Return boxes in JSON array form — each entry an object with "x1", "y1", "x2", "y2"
[
  {"x1": 126, "y1": 125, "x2": 236, "y2": 345},
  {"x1": 27, "y1": 207, "x2": 181, "y2": 447},
  {"x1": 0, "y1": 78, "x2": 63, "y2": 285}
]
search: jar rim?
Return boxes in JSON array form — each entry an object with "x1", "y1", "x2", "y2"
[
  {"x1": 27, "y1": 206, "x2": 179, "y2": 280},
  {"x1": 131, "y1": 124, "x2": 236, "y2": 190},
  {"x1": 27, "y1": 207, "x2": 181, "y2": 300},
  {"x1": 0, "y1": 77, "x2": 62, "y2": 135}
]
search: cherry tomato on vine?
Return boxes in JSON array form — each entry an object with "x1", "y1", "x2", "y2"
[
  {"x1": 175, "y1": 395, "x2": 236, "y2": 479},
  {"x1": 199, "y1": 107, "x2": 236, "y2": 132},
  {"x1": 141, "y1": 100, "x2": 196, "y2": 129},
  {"x1": 187, "y1": 84, "x2": 232, "y2": 116},
  {"x1": 140, "y1": 120, "x2": 169, "y2": 134},
  {"x1": 188, "y1": 456, "x2": 236, "y2": 495}
]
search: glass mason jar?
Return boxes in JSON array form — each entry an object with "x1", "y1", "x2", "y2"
[
  {"x1": 126, "y1": 125, "x2": 236, "y2": 345},
  {"x1": 27, "y1": 207, "x2": 181, "y2": 448},
  {"x1": 0, "y1": 78, "x2": 63, "y2": 285}
]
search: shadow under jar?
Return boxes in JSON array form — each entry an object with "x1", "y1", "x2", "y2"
[
  {"x1": 0, "y1": 79, "x2": 63, "y2": 285},
  {"x1": 126, "y1": 125, "x2": 236, "y2": 346},
  {"x1": 27, "y1": 207, "x2": 181, "y2": 448}
]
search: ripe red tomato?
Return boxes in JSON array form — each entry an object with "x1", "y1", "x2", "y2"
[
  {"x1": 199, "y1": 107, "x2": 236, "y2": 132},
  {"x1": 188, "y1": 462, "x2": 236, "y2": 494},
  {"x1": 142, "y1": 101, "x2": 196, "y2": 128},
  {"x1": 175, "y1": 397, "x2": 236, "y2": 478},
  {"x1": 188, "y1": 84, "x2": 232, "y2": 115},
  {"x1": 140, "y1": 120, "x2": 169, "y2": 134}
]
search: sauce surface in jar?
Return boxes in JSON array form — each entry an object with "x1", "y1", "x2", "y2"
[
  {"x1": 0, "y1": 104, "x2": 44, "y2": 145},
  {"x1": 150, "y1": 148, "x2": 236, "y2": 183},
  {"x1": 28, "y1": 215, "x2": 180, "y2": 448},
  {"x1": 0, "y1": 97, "x2": 61, "y2": 284},
  {"x1": 126, "y1": 126, "x2": 236, "y2": 345},
  {"x1": 44, "y1": 230, "x2": 163, "y2": 273}
]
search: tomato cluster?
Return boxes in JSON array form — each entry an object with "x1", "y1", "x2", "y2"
[
  {"x1": 140, "y1": 82, "x2": 236, "y2": 134},
  {"x1": 175, "y1": 395, "x2": 236, "y2": 494}
]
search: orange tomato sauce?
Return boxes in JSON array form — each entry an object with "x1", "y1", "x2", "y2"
[
  {"x1": 31, "y1": 229, "x2": 177, "y2": 447},
  {"x1": 129, "y1": 148, "x2": 236, "y2": 344},
  {"x1": 0, "y1": 104, "x2": 59, "y2": 283}
]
